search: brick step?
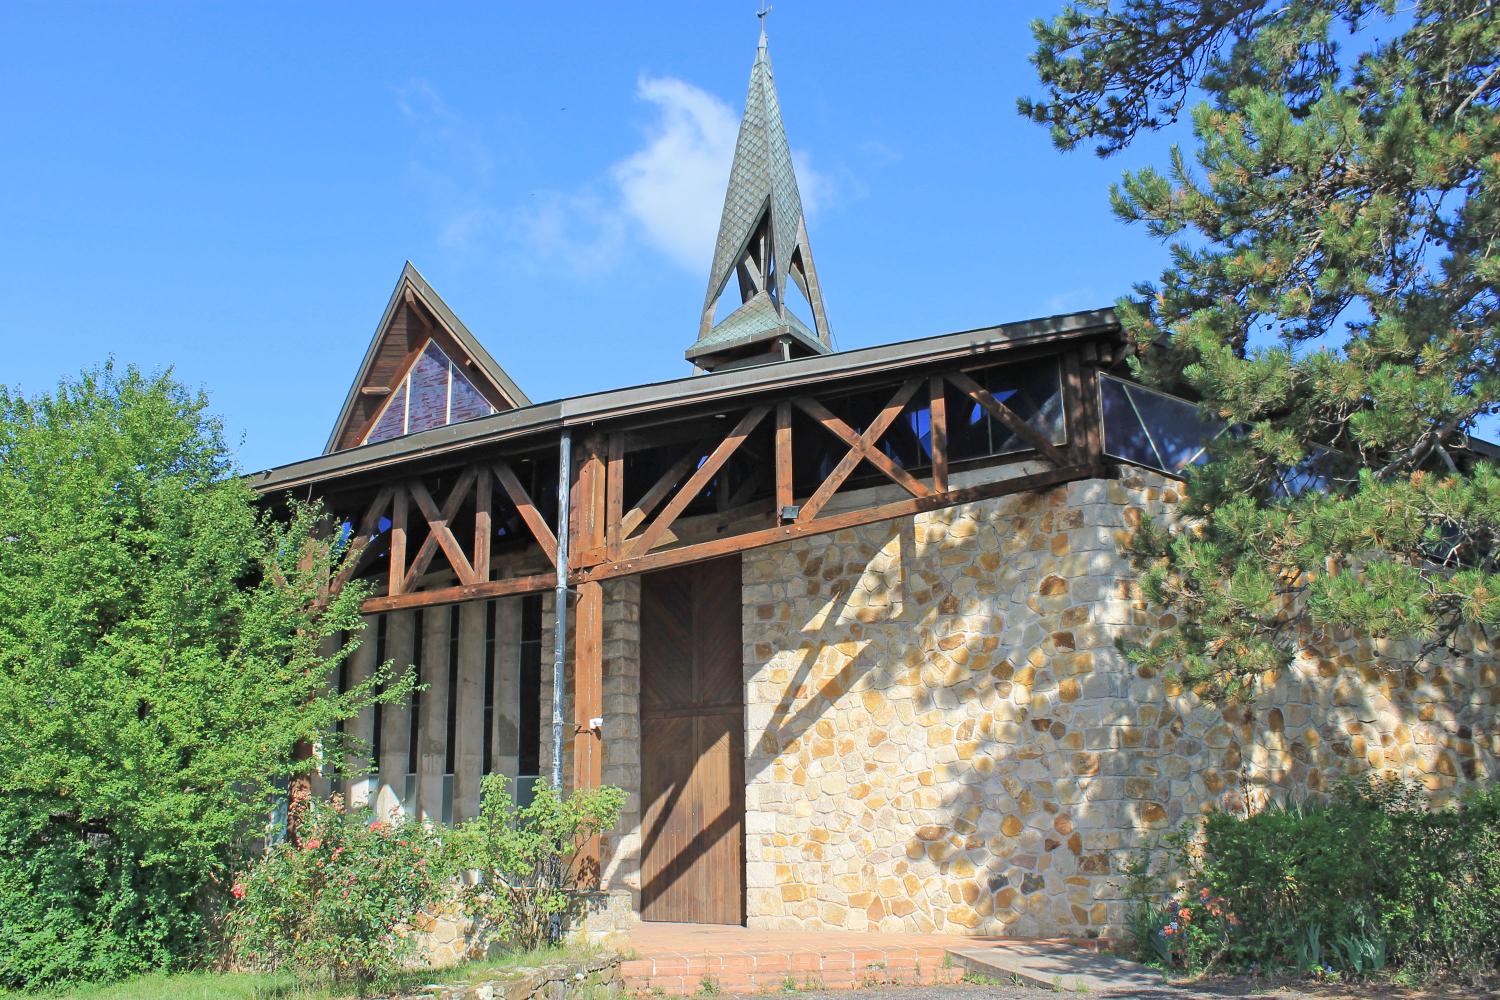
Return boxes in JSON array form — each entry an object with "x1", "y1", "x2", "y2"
[{"x1": 621, "y1": 948, "x2": 963, "y2": 996}]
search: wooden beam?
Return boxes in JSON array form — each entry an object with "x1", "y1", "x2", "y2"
[
  {"x1": 361, "y1": 571, "x2": 557, "y2": 614},
  {"x1": 946, "y1": 370, "x2": 1071, "y2": 467},
  {"x1": 572, "y1": 578, "x2": 604, "y2": 885},
  {"x1": 627, "y1": 404, "x2": 770, "y2": 558},
  {"x1": 605, "y1": 433, "x2": 625, "y2": 560},
  {"x1": 794, "y1": 394, "x2": 931, "y2": 508},
  {"x1": 331, "y1": 485, "x2": 394, "y2": 597},
  {"x1": 388, "y1": 487, "x2": 408, "y2": 597},
  {"x1": 493, "y1": 460, "x2": 558, "y2": 564},
  {"x1": 473, "y1": 468, "x2": 492, "y2": 583},
  {"x1": 929, "y1": 375, "x2": 948, "y2": 493},
  {"x1": 576, "y1": 463, "x2": 1103, "y2": 584},
  {"x1": 775, "y1": 401, "x2": 793, "y2": 517},
  {"x1": 621, "y1": 442, "x2": 708, "y2": 537},
  {"x1": 403, "y1": 468, "x2": 480, "y2": 590},
  {"x1": 1071, "y1": 352, "x2": 1105, "y2": 464},
  {"x1": 795, "y1": 379, "x2": 923, "y2": 523},
  {"x1": 572, "y1": 433, "x2": 608, "y2": 569}
]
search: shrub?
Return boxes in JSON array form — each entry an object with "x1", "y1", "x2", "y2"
[
  {"x1": 1125, "y1": 777, "x2": 1500, "y2": 978},
  {"x1": 0, "y1": 364, "x2": 398, "y2": 987},
  {"x1": 447, "y1": 775, "x2": 625, "y2": 949},
  {"x1": 229, "y1": 798, "x2": 448, "y2": 986},
  {"x1": 0, "y1": 805, "x2": 202, "y2": 989}
]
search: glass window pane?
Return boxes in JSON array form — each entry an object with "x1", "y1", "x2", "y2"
[
  {"x1": 449, "y1": 364, "x2": 494, "y2": 423},
  {"x1": 406, "y1": 341, "x2": 452, "y2": 434},
  {"x1": 1100, "y1": 376, "x2": 1158, "y2": 469},
  {"x1": 1100, "y1": 374, "x2": 1225, "y2": 475},
  {"x1": 987, "y1": 362, "x2": 1064, "y2": 454},
  {"x1": 364, "y1": 379, "x2": 408, "y2": 445},
  {"x1": 1124, "y1": 381, "x2": 1221, "y2": 473},
  {"x1": 946, "y1": 359, "x2": 1063, "y2": 462}
]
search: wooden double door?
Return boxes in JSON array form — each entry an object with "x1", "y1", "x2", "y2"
[{"x1": 639, "y1": 556, "x2": 746, "y2": 924}]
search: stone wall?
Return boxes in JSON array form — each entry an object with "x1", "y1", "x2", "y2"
[{"x1": 741, "y1": 467, "x2": 1500, "y2": 937}]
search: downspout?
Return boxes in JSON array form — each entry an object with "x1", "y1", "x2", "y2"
[{"x1": 550, "y1": 427, "x2": 571, "y2": 791}]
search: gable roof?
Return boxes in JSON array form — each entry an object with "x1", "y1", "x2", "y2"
[{"x1": 324, "y1": 262, "x2": 530, "y2": 454}]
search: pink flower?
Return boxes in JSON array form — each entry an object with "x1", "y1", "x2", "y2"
[
  {"x1": 370, "y1": 821, "x2": 387, "y2": 832},
  {"x1": 231, "y1": 883, "x2": 246, "y2": 900},
  {"x1": 303, "y1": 837, "x2": 323, "y2": 851}
]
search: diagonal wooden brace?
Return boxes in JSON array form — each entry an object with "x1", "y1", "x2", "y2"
[
  {"x1": 945, "y1": 370, "x2": 1070, "y2": 467},
  {"x1": 492, "y1": 461, "x2": 559, "y2": 564},
  {"x1": 626, "y1": 404, "x2": 770, "y2": 557},
  {"x1": 402, "y1": 466, "x2": 480, "y2": 590},
  {"x1": 794, "y1": 379, "x2": 931, "y2": 522}
]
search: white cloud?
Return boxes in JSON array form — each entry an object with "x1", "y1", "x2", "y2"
[
  {"x1": 399, "y1": 75, "x2": 836, "y2": 278},
  {"x1": 611, "y1": 77, "x2": 837, "y2": 272},
  {"x1": 508, "y1": 192, "x2": 627, "y2": 278},
  {"x1": 612, "y1": 77, "x2": 741, "y2": 272}
]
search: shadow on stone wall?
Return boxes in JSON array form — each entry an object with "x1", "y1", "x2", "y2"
[{"x1": 741, "y1": 469, "x2": 1499, "y2": 938}]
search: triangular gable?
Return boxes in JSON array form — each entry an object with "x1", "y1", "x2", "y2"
[{"x1": 325, "y1": 262, "x2": 530, "y2": 454}]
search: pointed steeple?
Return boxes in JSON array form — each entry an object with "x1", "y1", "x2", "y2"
[{"x1": 688, "y1": 21, "x2": 831, "y2": 372}]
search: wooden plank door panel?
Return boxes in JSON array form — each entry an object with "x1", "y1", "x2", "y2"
[
  {"x1": 640, "y1": 715, "x2": 695, "y2": 921},
  {"x1": 639, "y1": 556, "x2": 745, "y2": 924}
]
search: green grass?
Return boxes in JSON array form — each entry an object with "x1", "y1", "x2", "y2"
[{"x1": 9, "y1": 944, "x2": 602, "y2": 1000}]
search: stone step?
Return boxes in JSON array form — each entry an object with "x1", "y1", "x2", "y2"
[
  {"x1": 620, "y1": 947, "x2": 963, "y2": 995},
  {"x1": 947, "y1": 941, "x2": 1166, "y2": 993}
]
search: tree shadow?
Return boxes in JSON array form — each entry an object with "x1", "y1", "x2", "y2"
[{"x1": 742, "y1": 467, "x2": 1500, "y2": 939}]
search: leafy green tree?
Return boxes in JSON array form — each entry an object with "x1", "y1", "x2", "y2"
[
  {"x1": 0, "y1": 363, "x2": 397, "y2": 987},
  {"x1": 1023, "y1": 0, "x2": 1500, "y2": 698}
]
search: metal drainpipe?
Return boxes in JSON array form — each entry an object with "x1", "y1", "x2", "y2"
[{"x1": 550, "y1": 427, "x2": 571, "y2": 791}]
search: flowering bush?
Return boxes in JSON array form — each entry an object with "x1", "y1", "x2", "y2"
[
  {"x1": 229, "y1": 797, "x2": 448, "y2": 986},
  {"x1": 1126, "y1": 777, "x2": 1500, "y2": 979},
  {"x1": 1139, "y1": 885, "x2": 1241, "y2": 973},
  {"x1": 446, "y1": 775, "x2": 624, "y2": 949}
]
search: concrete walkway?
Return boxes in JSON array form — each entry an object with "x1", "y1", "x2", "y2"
[
  {"x1": 949, "y1": 940, "x2": 1166, "y2": 993},
  {"x1": 621, "y1": 924, "x2": 1158, "y2": 996}
]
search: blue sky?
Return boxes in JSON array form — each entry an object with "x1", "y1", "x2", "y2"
[{"x1": 2, "y1": 2, "x2": 1184, "y2": 473}]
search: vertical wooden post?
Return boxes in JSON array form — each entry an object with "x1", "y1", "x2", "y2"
[
  {"x1": 928, "y1": 375, "x2": 948, "y2": 493},
  {"x1": 1081, "y1": 345, "x2": 1106, "y2": 465},
  {"x1": 775, "y1": 401, "x2": 793, "y2": 517},
  {"x1": 1063, "y1": 349, "x2": 1103, "y2": 465},
  {"x1": 473, "y1": 467, "x2": 492, "y2": 583},
  {"x1": 389, "y1": 486, "x2": 408, "y2": 597},
  {"x1": 605, "y1": 433, "x2": 625, "y2": 561},
  {"x1": 571, "y1": 434, "x2": 607, "y2": 570},
  {"x1": 571, "y1": 432, "x2": 608, "y2": 884},
  {"x1": 572, "y1": 579, "x2": 604, "y2": 886}
]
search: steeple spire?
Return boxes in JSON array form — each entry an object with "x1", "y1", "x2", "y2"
[{"x1": 687, "y1": 18, "x2": 831, "y2": 372}]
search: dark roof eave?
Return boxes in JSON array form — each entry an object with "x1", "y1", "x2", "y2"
[{"x1": 252, "y1": 307, "x2": 1120, "y2": 495}]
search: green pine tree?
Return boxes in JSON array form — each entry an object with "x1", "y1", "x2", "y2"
[{"x1": 1021, "y1": 0, "x2": 1500, "y2": 700}]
